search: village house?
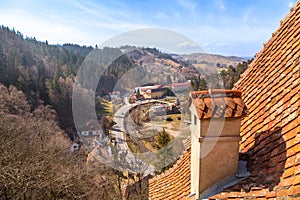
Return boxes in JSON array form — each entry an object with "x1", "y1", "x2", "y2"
[
  {"x1": 129, "y1": 93, "x2": 145, "y2": 103},
  {"x1": 144, "y1": 88, "x2": 166, "y2": 99},
  {"x1": 130, "y1": 84, "x2": 167, "y2": 101},
  {"x1": 130, "y1": 81, "x2": 190, "y2": 101},
  {"x1": 166, "y1": 80, "x2": 191, "y2": 93},
  {"x1": 108, "y1": 91, "x2": 121, "y2": 103},
  {"x1": 135, "y1": 85, "x2": 162, "y2": 94},
  {"x1": 79, "y1": 119, "x2": 103, "y2": 138},
  {"x1": 148, "y1": 2, "x2": 300, "y2": 199}
]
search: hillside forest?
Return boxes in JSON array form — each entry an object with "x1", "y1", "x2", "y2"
[{"x1": 0, "y1": 26, "x2": 251, "y2": 199}]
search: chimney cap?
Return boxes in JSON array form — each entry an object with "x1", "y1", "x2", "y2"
[
  {"x1": 191, "y1": 90, "x2": 247, "y2": 119},
  {"x1": 191, "y1": 89, "x2": 242, "y2": 99}
]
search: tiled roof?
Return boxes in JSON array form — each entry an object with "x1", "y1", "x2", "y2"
[
  {"x1": 148, "y1": 90, "x2": 247, "y2": 200},
  {"x1": 149, "y1": 148, "x2": 191, "y2": 200},
  {"x1": 182, "y1": 136, "x2": 192, "y2": 151},
  {"x1": 149, "y1": 1, "x2": 300, "y2": 199},
  {"x1": 168, "y1": 82, "x2": 190, "y2": 87},
  {"x1": 191, "y1": 90, "x2": 247, "y2": 119},
  {"x1": 209, "y1": 1, "x2": 300, "y2": 199},
  {"x1": 151, "y1": 88, "x2": 166, "y2": 93}
]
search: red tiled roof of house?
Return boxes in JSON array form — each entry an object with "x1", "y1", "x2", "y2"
[
  {"x1": 169, "y1": 82, "x2": 190, "y2": 87},
  {"x1": 149, "y1": 1, "x2": 300, "y2": 199},
  {"x1": 209, "y1": 1, "x2": 300, "y2": 199},
  {"x1": 149, "y1": 148, "x2": 191, "y2": 200},
  {"x1": 191, "y1": 90, "x2": 247, "y2": 119}
]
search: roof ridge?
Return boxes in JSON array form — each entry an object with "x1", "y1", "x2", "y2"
[{"x1": 191, "y1": 89, "x2": 241, "y2": 95}]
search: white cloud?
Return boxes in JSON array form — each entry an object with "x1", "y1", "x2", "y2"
[
  {"x1": 216, "y1": 0, "x2": 226, "y2": 11},
  {"x1": 0, "y1": 0, "x2": 288, "y2": 56},
  {"x1": 288, "y1": 1, "x2": 295, "y2": 8},
  {"x1": 177, "y1": 41, "x2": 198, "y2": 48},
  {"x1": 0, "y1": 9, "x2": 81, "y2": 43},
  {"x1": 177, "y1": 0, "x2": 197, "y2": 10},
  {"x1": 176, "y1": 0, "x2": 198, "y2": 17},
  {"x1": 0, "y1": 0, "x2": 151, "y2": 46}
]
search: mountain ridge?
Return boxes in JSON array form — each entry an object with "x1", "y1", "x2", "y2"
[{"x1": 0, "y1": 25, "x2": 249, "y2": 135}]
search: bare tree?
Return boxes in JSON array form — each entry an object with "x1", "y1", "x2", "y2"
[{"x1": 0, "y1": 83, "x2": 132, "y2": 199}]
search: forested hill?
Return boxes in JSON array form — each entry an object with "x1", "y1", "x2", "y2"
[
  {"x1": 0, "y1": 25, "x2": 252, "y2": 199},
  {"x1": 0, "y1": 25, "x2": 93, "y2": 100},
  {"x1": 0, "y1": 26, "x2": 250, "y2": 135},
  {"x1": 0, "y1": 26, "x2": 97, "y2": 134},
  {"x1": 0, "y1": 26, "x2": 137, "y2": 199},
  {"x1": 0, "y1": 26, "x2": 192, "y2": 133}
]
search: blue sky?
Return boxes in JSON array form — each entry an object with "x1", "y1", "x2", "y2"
[{"x1": 0, "y1": 0, "x2": 296, "y2": 56}]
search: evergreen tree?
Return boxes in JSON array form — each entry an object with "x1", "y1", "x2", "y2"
[
  {"x1": 21, "y1": 55, "x2": 28, "y2": 67},
  {"x1": 199, "y1": 78, "x2": 208, "y2": 90},
  {"x1": 17, "y1": 75, "x2": 25, "y2": 91},
  {"x1": 136, "y1": 88, "x2": 141, "y2": 96},
  {"x1": 157, "y1": 128, "x2": 170, "y2": 148},
  {"x1": 39, "y1": 75, "x2": 50, "y2": 104},
  {"x1": 50, "y1": 75, "x2": 61, "y2": 94},
  {"x1": 190, "y1": 79, "x2": 198, "y2": 91},
  {"x1": 25, "y1": 68, "x2": 36, "y2": 92},
  {"x1": 55, "y1": 61, "x2": 64, "y2": 78}
]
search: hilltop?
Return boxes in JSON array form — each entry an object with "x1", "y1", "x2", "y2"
[
  {"x1": 180, "y1": 53, "x2": 246, "y2": 68},
  {"x1": 0, "y1": 26, "x2": 250, "y2": 135}
]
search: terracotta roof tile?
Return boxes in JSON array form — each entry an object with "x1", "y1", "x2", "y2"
[
  {"x1": 191, "y1": 90, "x2": 247, "y2": 119},
  {"x1": 149, "y1": 1, "x2": 300, "y2": 198},
  {"x1": 149, "y1": 148, "x2": 191, "y2": 200},
  {"x1": 209, "y1": 0, "x2": 300, "y2": 198}
]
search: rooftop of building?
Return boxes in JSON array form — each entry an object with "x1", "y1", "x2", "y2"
[{"x1": 148, "y1": 0, "x2": 300, "y2": 198}]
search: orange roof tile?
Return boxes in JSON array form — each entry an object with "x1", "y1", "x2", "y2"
[
  {"x1": 210, "y1": 0, "x2": 300, "y2": 199},
  {"x1": 149, "y1": 1, "x2": 300, "y2": 199},
  {"x1": 191, "y1": 90, "x2": 247, "y2": 119},
  {"x1": 149, "y1": 149, "x2": 191, "y2": 200}
]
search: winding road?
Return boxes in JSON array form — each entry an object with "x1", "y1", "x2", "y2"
[{"x1": 110, "y1": 100, "x2": 157, "y2": 175}]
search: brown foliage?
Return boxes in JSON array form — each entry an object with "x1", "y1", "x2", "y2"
[
  {"x1": 0, "y1": 84, "x2": 123, "y2": 199},
  {"x1": 0, "y1": 110, "x2": 112, "y2": 199},
  {"x1": 0, "y1": 84, "x2": 30, "y2": 116}
]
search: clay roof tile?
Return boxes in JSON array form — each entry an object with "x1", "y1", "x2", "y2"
[
  {"x1": 191, "y1": 90, "x2": 246, "y2": 119},
  {"x1": 149, "y1": 2, "x2": 300, "y2": 198}
]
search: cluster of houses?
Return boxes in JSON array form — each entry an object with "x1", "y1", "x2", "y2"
[
  {"x1": 76, "y1": 81, "x2": 190, "y2": 150},
  {"x1": 103, "y1": 91, "x2": 122, "y2": 103},
  {"x1": 129, "y1": 80, "x2": 190, "y2": 103}
]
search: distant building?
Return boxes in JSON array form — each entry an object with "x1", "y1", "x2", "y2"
[
  {"x1": 79, "y1": 119, "x2": 103, "y2": 138},
  {"x1": 144, "y1": 88, "x2": 166, "y2": 99},
  {"x1": 151, "y1": 103, "x2": 167, "y2": 111},
  {"x1": 166, "y1": 80, "x2": 190, "y2": 93},
  {"x1": 134, "y1": 85, "x2": 161, "y2": 94},
  {"x1": 109, "y1": 91, "x2": 121, "y2": 103},
  {"x1": 131, "y1": 81, "x2": 189, "y2": 101},
  {"x1": 129, "y1": 93, "x2": 145, "y2": 103}
]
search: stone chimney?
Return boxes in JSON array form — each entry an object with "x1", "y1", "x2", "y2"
[{"x1": 189, "y1": 90, "x2": 247, "y2": 199}]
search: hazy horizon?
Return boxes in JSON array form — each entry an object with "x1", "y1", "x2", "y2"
[{"x1": 0, "y1": 0, "x2": 295, "y2": 57}]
